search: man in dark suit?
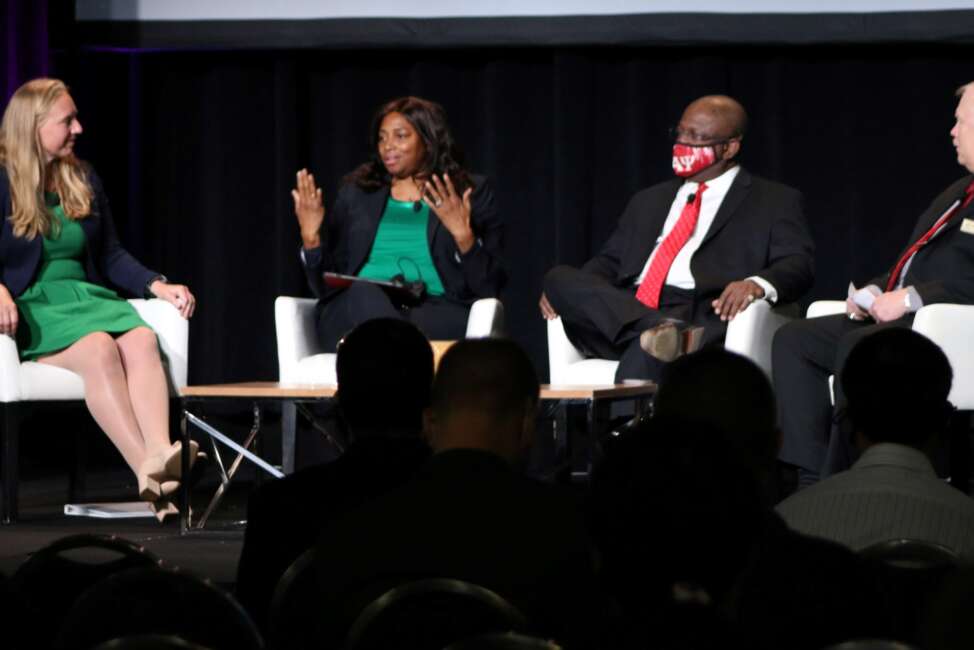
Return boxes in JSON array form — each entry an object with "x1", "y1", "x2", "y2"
[
  {"x1": 234, "y1": 318, "x2": 433, "y2": 633},
  {"x1": 774, "y1": 81, "x2": 974, "y2": 485},
  {"x1": 314, "y1": 339, "x2": 597, "y2": 648},
  {"x1": 541, "y1": 95, "x2": 814, "y2": 381}
]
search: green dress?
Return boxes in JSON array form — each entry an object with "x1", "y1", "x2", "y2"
[{"x1": 15, "y1": 193, "x2": 149, "y2": 360}]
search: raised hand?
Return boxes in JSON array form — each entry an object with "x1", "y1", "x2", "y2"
[
  {"x1": 423, "y1": 173, "x2": 475, "y2": 253},
  {"x1": 0, "y1": 283, "x2": 17, "y2": 336},
  {"x1": 291, "y1": 168, "x2": 325, "y2": 249},
  {"x1": 150, "y1": 280, "x2": 196, "y2": 319},
  {"x1": 712, "y1": 279, "x2": 765, "y2": 321}
]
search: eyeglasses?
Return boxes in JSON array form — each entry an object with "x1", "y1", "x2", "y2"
[{"x1": 669, "y1": 126, "x2": 740, "y2": 147}]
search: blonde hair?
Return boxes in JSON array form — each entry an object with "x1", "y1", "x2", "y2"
[{"x1": 0, "y1": 78, "x2": 92, "y2": 239}]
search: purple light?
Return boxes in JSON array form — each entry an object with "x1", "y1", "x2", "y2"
[{"x1": 3, "y1": 0, "x2": 50, "y2": 105}]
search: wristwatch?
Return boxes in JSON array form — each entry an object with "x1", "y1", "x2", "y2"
[{"x1": 144, "y1": 274, "x2": 167, "y2": 299}]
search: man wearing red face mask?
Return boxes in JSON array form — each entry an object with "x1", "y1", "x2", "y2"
[{"x1": 541, "y1": 95, "x2": 814, "y2": 382}]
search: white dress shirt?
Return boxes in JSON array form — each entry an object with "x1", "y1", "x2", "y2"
[{"x1": 634, "y1": 165, "x2": 777, "y2": 301}]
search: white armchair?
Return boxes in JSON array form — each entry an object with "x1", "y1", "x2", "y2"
[
  {"x1": 274, "y1": 296, "x2": 506, "y2": 385},
  {"x1": 547, "y1": 300, "x2": 797, "y2": 384},
  {"x1": 807, "y1": 300, "x2": 974, "y2": 410},
  {"x1": 0, "y1": 299, "x2": 189, "y2": 523}
]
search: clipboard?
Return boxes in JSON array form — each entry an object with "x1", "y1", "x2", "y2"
[{"x1": 323, "y1": 272, "x2": 426, "y2": 303}]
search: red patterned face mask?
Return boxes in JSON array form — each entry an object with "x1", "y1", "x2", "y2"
[{"x1": 672, "y1": 144, "x2": 717, "y2": 177}]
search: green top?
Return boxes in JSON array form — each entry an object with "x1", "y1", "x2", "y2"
[
  {"x1": 357, "y1": 197, "x2": 446, "y2": 296},
  {"x1": 14, "y1": 193, "x2": 148, "y2": 360}
]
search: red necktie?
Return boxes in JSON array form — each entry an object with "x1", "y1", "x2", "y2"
[
  {"x1": 885, "y1": 180, "x2": 974, "y2": 292},
  {"x1": 636, "y1": 183, "x2": 708, "y2": 309}
]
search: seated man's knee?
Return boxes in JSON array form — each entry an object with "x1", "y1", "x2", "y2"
[
  {"x1": 543, "y1": 265, "x2": 580, "y2": 300},
  {"x1": 773, "y1": 319, "x2": 814, "y2": 357}
]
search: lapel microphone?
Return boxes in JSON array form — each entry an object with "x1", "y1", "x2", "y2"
[
  {"x1": 687, "y1": 193, "x2": 696, "y2": 204},
  {"x1": 412, "y1": 201, "x2": 422, "y2": 213}
]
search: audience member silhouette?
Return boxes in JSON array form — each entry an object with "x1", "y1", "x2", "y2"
[
  {"x1": 777, "y1": 328, "x2": 974, "y2": 558},
  {"x1": 314, "y1": 338, "x2": 597, "y2": 648},
  {"x1": 592, "y1": 418, "x2": 894, "y2": 649},
  {"x1": 652, "y1": 347, "x2": 780, "y2": 500},
  {"x1": 235, "y1": 318, "x2": 434, "y2": 632}
]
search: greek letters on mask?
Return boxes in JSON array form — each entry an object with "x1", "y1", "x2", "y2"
[{"x1": 672, "y1": 144, "x2": 717, "y2": 178}]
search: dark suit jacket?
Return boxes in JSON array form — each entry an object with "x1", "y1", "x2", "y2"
[
  {"x1": 302, "y1": 174, "x2": 504, "y2": 304},
  {"x1": 583, "y1": 167, "x2": 814, "y2": 324},
  {"x1": 235, "y1": 435, "x2": 431, "y2": 634},
  {"x1": 867, "y1": 175, "x2": 974, "y2": 304},
  {"x1": 0, "y1": 165, "x2": 158, "y2": 298},
  {"x1": 314, "y1": 448, "x2": 598, "y2": 648}
]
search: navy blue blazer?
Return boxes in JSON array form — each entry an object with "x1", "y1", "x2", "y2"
[
  {"x1": 0, "y1": 165, "x2": 159, "y2": 298},
  {"x1": 302, "y1": 174, "x2": 505, "y2": 304}
]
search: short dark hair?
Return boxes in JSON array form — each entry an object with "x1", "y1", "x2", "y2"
[
  {"x1": 654, "y1": 348, "x2": 778, "y2": 464},
  {"x1": 841, "y1": 328, "x2": 953, "y2": 447},
  {"x1": 345, "y1": 96, "x2": 472, "y2": 193},
  {"x1": 336, "y1": 318, "x2": 433, "y2": 435},
  {"x1": 431, "y1": 338, "x2": 539, "y2": 420}
]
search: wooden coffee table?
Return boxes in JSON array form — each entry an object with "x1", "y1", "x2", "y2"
[
  {"x1": 179, "y1": 382, "x2": 337, "y2": 531},
  {"x1": 540, "y1": 383, "x2": 656, "y2": 480},
  {"x1": 177, "y1": 380, "x2": 655, "y2": 531}
]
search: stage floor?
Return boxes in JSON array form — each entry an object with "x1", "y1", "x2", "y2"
[{"x1": 0, "y1": 467, "x2": 248, "y2": 589}]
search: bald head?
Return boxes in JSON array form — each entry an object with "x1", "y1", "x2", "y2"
[{"x1": 682, "y1": 95, "x2": 748, "y2": 141}]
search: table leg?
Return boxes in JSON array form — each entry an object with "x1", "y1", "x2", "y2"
[
  {"x1": 179, "y1": 409, "x2": 190, "y2": 534},
  {"x1": 282, "y1": 400, "x2": 296, "y2": 474},
  {"x1": 196, "y1": 402, "x2": 264, "y2": 529}
]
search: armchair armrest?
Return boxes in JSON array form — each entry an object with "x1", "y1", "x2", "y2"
[
  {"x1": 275, "y1": 296, "x2": 324, "y2": 383},
  {"x1": 129, "y1": 299, "x2": 189, "y2": 390},
  {"x1": 547, "y1": 317, "x2": 587, "y2": 383},
  {"x1": 0, "y1": 334, "x2": 21, "y2": 403},
  {"x1": 806, "y1": 300, "x2": 846, "y2": 318},
  {"x1": 464, "y1": 298, "x2": 505, "y2": 339},
  {"x1": 724, "y1": 300, "x2": 799, "y2": 377},
  {"x1": 913, "y1": 303, "x2": 974, "y2": 410}
]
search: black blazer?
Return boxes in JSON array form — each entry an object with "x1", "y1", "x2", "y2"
[
  {"x1": 0, "y1": 165, "x2": 158, "y2": 298},
  {"x1": 583, "y1": 167, "x2": 814, "y2": 322},
  {"x1": 302, "y1": 174, "x2": 504, "y2": 304},
  {"x1": 867, "y1": 175, "x2": 974, "y2": 305}
]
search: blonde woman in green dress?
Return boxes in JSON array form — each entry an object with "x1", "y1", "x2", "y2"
[{"x1": 0, "y1": 78, "x2": 196, "y2": 520}]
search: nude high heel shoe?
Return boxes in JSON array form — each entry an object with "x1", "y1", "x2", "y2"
[
  {"x1": 161, "y1": 440, "x2": 200, "y2": 480},
  {"x1": 149, "y1": 500, "x2": 179, "y2": 523},
  {"x1": 136, "y1": 456, "x2": 165, "y2": 502}
]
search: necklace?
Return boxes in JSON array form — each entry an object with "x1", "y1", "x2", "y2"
[{"x1": 409, "y1": 176, "x2": 427, "y2": 213}]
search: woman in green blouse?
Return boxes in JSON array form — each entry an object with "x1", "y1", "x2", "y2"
[{"x1": 291, "y1": 96, "x2": 504, "y2": 351}]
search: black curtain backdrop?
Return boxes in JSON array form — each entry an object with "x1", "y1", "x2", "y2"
[
  {"x1": 42, "y1": 44, "x2": 974, "y2": 383},
  {"x1": 1, "y1": 0, "x2": 48, "y2": 102}
]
